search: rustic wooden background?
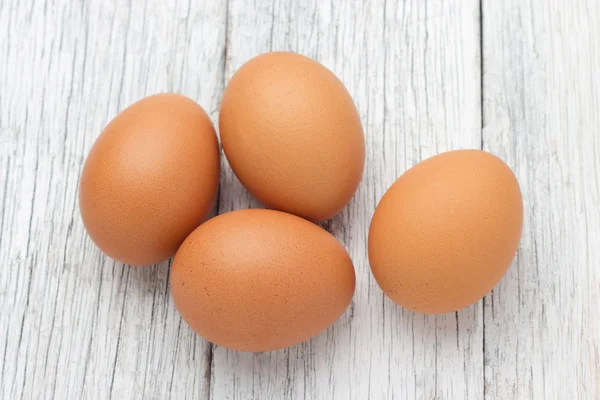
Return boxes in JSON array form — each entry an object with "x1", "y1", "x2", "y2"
[{"x1": 1, "y1": 0, "x2": 599, "y2": 399}]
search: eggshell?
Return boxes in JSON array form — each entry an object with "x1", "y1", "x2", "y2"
[
  {"x1": 170, "y1": 209, "x2": 356, "y2": 352},
  {"x1": 219, "y1": 52, "x2": 365, "y2": 221},
  {"x1": 368, "y1": 150, "x2": 523, "y2": 314},
  {"x1": 79, "y1": 93, "x2": 220, "y2": 266}
]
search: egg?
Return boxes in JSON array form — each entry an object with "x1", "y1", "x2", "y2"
[
  {"x1": 219, "y1": 52, "x2": 365, "y2": 221},
  {"x1": 79, "y1": 93, "x2": 220, "y2": 266},
  {"x1": 368, "y1": 150, "x2": 523, "y2": 314},
  {"x1": 170, "y1": 209, "x2": 356, "y2": 352}
]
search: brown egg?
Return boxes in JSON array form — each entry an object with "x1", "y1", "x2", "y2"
[
  {"x1": 79, "y1": 93, "x2": 220, "y2": 266},
  {"x1": 219, "y1": 52, "x2": 365, "y2": 221},
  {"x1": 368, "y1": 150, "x2": 523, "y2": 314},
  {"x1": 170, "y1": 209, "x2": 356, "y2": 352}
]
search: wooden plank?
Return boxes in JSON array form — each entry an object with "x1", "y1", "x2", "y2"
[
  {"x1": 213, "y1": 1, "x2": 483, "y2": 399},
  {"x1": 0, "y1": 0, "x2": 227, "y2": 398},
  {"x1": 482, "y1": 0, "x2": 600, "y2": 398}
]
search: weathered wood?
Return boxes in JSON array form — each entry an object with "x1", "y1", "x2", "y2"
[
  {"x1": 213, "y1": 1, "x2": 483, "y2": 399},
  {"x1": 2, "y1": 0, "x2": 599, "y2": 398},
  {"x1": 482, "y1": 1, "x2": 600, "y2": 398},
  {"x1": 0, "y1": 1, "x2": 226, "y2": 398}
]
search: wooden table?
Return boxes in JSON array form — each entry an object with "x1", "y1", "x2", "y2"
[{"x1": 1, "y1": 1, "x2": 598, "y2": 399}]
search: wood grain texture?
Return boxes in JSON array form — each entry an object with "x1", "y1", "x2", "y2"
[
  {"x1": 0, "y1": 0, "x2": 226, "y2": 398},
  {"x1": 214, "y1": 1, "x2": 483, "y2": 399},
  {"x1": 482, "y1": 1, "x2": 600, "y2": 398},
  {"x1": 1, "y1": 0, "x2": 599, "y2": 399}
]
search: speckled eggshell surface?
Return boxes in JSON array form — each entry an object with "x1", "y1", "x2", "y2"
[
  {"x1": 170, "y1": 209, "x2": 356, "y2": 352},
  {"x1": 219, "y1": 52, "x2": 365, "y2": 221},
  {"x1": 368, "y1": 150, "x2": 523, "y2": 314},
  {"x1": 79, "y1": 93, "x2": 220, "y2": 266}
]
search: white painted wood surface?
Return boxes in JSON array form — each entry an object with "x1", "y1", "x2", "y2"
[
  {"x1": 0, "y1": 1, "x2": 226, "y2": 398},
  {"x1": 0, "y1": 1, "x2": 597, "y2": 399},
  {"x1": 216, "y1": 1, "x2": 483, "y2": 400},
  {"x1": 482, "y1": 1, "x2": 600, "y2": 399}
]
